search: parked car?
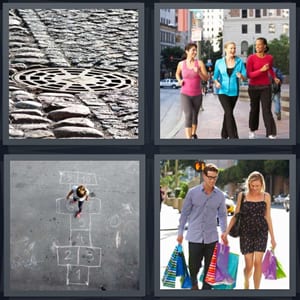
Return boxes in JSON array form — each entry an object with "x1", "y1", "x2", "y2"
[
  {"x1": 273, "y1": 193, "x2": 287, "y2": 204},
  {"x1": 160, "y1": 78, "x2": 180, "y2": 89},
  {"x1": 283, "y1": 194, "x2": 290, "y2": 212},
  {"x1": 225, "y1": 198, "x2": 235, "y2": 216}
]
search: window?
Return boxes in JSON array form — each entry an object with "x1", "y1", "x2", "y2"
[
  {"x1": 255, "y1": 24, "x2": 261, "y2": 34},
  {"x1": 269, "y1": 24, "x2": 275, "y2": 33},
  {"x1": 283, "y1": 24, "x2": 289, "y2": 35},
  {"x1": 241, "y1": 41, "x2": 248, "y2": 56},
  {"x1": 255, "y1": 9, "x2": 261, "y2": 18},
  {"x1": 242, "y1": 24, "x2": 248, "y2": 34},
  {"x1": 242, "y1": 9, "x2": 247, "y2": 18}
]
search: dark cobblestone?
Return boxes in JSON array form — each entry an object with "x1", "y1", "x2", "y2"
[{"x1": 8, "y1": 8, "x2": 139, "y2": 139}]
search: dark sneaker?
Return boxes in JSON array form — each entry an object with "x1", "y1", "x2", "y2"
[{"x1": 192, "y1": 134, "x2": 198, "y2": 139}]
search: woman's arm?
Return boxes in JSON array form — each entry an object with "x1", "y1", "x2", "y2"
[
  {"x1": 264, "y1": 192, "x2": 277, "y2": 249},
  {"x1": 198, "y1": 60, "x2": 209, "y2": 81},
  {"x1": 175, "y1": 61, "x2": 184, "y2": 86}
]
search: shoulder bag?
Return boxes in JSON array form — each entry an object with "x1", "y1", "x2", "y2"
[{"x1": 229, "y1": 193, "x2": 245, "y2": 238}]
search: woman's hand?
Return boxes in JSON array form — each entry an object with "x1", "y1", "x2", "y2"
[
  {"x1": 260, "y1": 63, "x2": 269, "y2": 72},
  {"x1": 271, "y1": 238, "x2": 277, "y2": 250},
  {"x1": 215, "y1": 81, "x2": 221, "y2": 89},
  {"x1": 274, "y1": 77, "x2": 281, "y2": 85}
]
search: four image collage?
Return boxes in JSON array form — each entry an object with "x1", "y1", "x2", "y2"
[{"x1": 1, "y1": 1, "x2": 298, "y2": 299}]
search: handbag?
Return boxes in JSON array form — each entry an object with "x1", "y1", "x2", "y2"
[{"x1": 229, "y1": 193, "x2": 245, "y2": 237}]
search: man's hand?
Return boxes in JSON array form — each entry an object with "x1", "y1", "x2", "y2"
[{"x1": 177, "y1": 235, "x2": 183, "y2": 244}]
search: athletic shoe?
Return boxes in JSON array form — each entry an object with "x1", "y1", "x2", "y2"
[
  {"x1": 249, "y1": 131, "x2": 255, "y2": 139},
  {"x1": 268, "y1": 135, "x2": 277, "y2": 139},
  {"x1": 192, "y1": 134, "x2": 198, "y2": 139}
]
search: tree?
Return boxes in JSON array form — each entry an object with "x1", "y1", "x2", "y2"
[
  {"x1": 268, "y1": 35, "x2": 289, "y2": 74},
  {"x1": 161, "y1": 46, "x2": 185, "y2": 77}
]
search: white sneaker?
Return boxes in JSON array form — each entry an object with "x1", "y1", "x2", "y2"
[
  {"x1": 268, "y1": 135, "x2": 277, "y2": 139},
  {"x1": 249, "y1": 131, "x2": 255, "y2": 139}
]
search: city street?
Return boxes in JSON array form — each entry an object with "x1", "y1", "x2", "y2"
[
  {"x1": 160, "y1": 202, "x2": 290, "y2": 290},
  {"x1": 160, "y1": 86, "x2": 290, "y2": 139}
]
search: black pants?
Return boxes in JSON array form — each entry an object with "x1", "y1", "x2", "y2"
[
  {"x1": 218, "y1": 94, "x2": 239, "y2": 138},
  {"x1": 248, "y1": 85, "x2": 277, "y2": 136},
  {"x1": 73, "y1": 198, "x2": 84, "y2": 213},
  {"x1": 188, "y1": 241, "x2": 217, "y2": 290}
]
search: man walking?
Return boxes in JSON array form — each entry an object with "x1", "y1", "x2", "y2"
[
  {"x1": 271, "y1": 66, "x2": 284, "y2": 120},
  {"x1": 177, "y1": 163, "x2": 228, "y2": 290}
]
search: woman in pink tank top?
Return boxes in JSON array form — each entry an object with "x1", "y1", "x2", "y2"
[{"x1": 176, "y1": 43, "x2": 208, "y2": 139}]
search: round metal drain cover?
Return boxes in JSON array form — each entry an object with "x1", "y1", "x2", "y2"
[{"x1": 12, "y1": 68, "x2": 136, "y2": 93}]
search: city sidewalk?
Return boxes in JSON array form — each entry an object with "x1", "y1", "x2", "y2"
[
  {"x1": 159, "y1": 202, "x2": 290, "y2": 290},
  {"x1": 161, "y1": 85, "x2": 290, "y2": 139}
]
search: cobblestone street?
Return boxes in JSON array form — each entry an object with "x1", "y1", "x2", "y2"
[{"x1": 8, "y1": 8, "x2": 140, "y2": 139}]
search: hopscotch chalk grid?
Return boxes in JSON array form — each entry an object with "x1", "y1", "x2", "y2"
[{"x1": 56, "y1": 171, "x2": 101, "y2": 286}]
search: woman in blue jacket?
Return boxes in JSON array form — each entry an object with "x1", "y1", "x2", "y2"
[{"x1": 214, "y1": 41, "x2": 247, "y2": 139}]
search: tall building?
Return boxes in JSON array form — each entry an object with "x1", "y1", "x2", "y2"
[
  {"x1": 223, "y1": 9, "x2": 290, "y2": 61},
  {"x1": 160, "y1": 9, "x2": 177, "y2": 52}
]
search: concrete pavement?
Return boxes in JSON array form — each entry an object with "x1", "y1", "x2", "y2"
[
  {"x1": 160, "y1": 85, "x2": 290, "y2": 139},
  {"x1": 160, "y1": 202, "x2": 290, "y2": 290}
]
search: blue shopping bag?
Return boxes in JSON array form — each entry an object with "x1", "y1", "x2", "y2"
[
  {"x1": 162, "y1": 244, "x2": 192, "y2": 288},
  {"x1": 213, "y1": 252, "x2": 239, "y2": 289}
]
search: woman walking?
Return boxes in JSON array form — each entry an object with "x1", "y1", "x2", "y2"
[
  {"x1": 175, "y1": 43, "x2": 208, "y2": 139},
  {"x1": 213, "y1": 41, "x2": 247, "y2": 139},
  {"x1": 224, "y1": 171, "x2": 276, "y2": 289},
  {"x1": 246, "y1": 37, "x2": 280, "y2": 139}
]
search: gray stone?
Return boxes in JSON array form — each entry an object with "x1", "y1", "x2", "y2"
[
  {"x1": 10, "y1": 114, "x2": 51, "y2": 124},
  {"x1": 15, "y1": 101, "x2": 42, "y2": 109},
  {"x1": 53, "y1": 126, "x2": 104, "y2": 138},
  {"x1": 11, "y1": 109, "x2": 44, "y2": 116},
  {"x1": 19, "y1": 124, "x2": 50, "y2": 130},
  {"x1": 53, "y1": 117, "x2": 95, "y2": 128},
  {"x1": 47, "y1": 105, "x2": 91, "y2": 121},
  {"x1": 9, "y1": 127, "x2": 24, "y2": 137},
  {"x1": 24, "y1": 130, "x2": 55, "y2": 139}
]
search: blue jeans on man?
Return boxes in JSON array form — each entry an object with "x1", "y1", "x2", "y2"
[{"x1": 272, "y1": 92, "x2": 281, "y2": 120}]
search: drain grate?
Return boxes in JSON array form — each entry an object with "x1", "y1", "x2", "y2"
[{"x1": 12, "y1": 67, "x2": 136, "y2": 93}]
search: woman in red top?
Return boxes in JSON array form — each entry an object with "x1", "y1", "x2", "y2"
[
  {"x1": 176, "y1": 43, "x2": 208, "y2": 139},
  {"x1": 246, "y1": 37, "x2": 280, "y2": 139}
]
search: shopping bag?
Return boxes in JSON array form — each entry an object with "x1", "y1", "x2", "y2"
[
  {"x1": 213, "y1": 252, "x2": 239, "y2": 290},
  {"x1": 276, "y1": 257, "x2": 287, "y2": 279},
  {"x1": 180, "y1": 247, "x2": 192, "y2": 288},
  {"x1": 203, "y1": 243, "x2": 218, "y2": 284},
  {"x1": 162, "y1": 244, "x2": 192, "y2": 288},
  {"x1": 162, "y1": 245, "x2": 179, "y2": 287},
  {"x1": 262, "y1": 250, "x2": 277, "y2": 280},
  {"x1": 215, "y1": 243, "x2": 232, "y2": 283}
]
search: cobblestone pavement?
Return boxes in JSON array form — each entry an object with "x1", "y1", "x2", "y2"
[{"x1": 8, "y1": 8, "x2": 139, "y2": 139}]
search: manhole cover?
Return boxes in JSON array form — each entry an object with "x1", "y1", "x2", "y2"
[{"x1": 12, "y1": 67, "x2": 136, "y2": 93}]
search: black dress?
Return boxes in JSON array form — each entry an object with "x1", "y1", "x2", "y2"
[{"x1": 240, "y1": 199, "x2": 268, "y2": 255}]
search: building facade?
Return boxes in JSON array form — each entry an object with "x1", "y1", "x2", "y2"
[{"x1": 223, "y1": 9, "x2": 289, "y2": 61}]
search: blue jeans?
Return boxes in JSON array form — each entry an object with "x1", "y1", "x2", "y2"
[{"x1": 272, "y1": 92, "x2": 281, "y2": 114}]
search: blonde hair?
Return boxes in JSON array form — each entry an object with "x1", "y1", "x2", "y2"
[
  {"x1": 224, "y1": 41, "x2": 236, "y2": 49},
  {"x1": 246, "y1": 171, "x2": 265, "y2": 192}
]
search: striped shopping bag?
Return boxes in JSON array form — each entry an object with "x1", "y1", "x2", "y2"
[{"x1": 162, "y1": 245, "x2": 180, "y2": 288}]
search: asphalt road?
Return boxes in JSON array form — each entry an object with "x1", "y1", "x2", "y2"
[{"x1": 9, "y1": 160, "x2": 140, "y2": 293}]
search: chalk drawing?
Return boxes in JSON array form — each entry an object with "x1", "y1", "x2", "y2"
[
  {"x1": 108, "y1": 214, "x2": 121, "y2": 228},
  {"x1": 116, "y1": 231, "x2": 121, "y2": 249},
  {"x1": 56, "y1": 171, "x2": 101, "y2": 286}
]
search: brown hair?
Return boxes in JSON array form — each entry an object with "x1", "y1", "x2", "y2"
[
  {"x1": 76, "y1": 185, "x2": 86, "y2": 197},
  {"x1": 182, "y1": 42, "x2": 198, "y2": 60},
  {"x1": 203, "y1": 163, "x2": 219, "y2": 176}
]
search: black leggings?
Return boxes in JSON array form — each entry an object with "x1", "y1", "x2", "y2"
[
  {"x1": 73, "y1": 198, "x2": 84, "y2": 212},
  {"x1": 181, "y1": 93, "x2": 203, "y2": 127},
  {"x1": 218, "y1": 94, "x2": 239, "y2": 139},
  {"x1": 188, "y1": 241, "x2": 217, "y2": 290}
]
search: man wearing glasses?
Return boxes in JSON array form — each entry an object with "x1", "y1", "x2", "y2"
[{"x1": 177, "y1": 163, "x2": 228, "y2": 290}]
